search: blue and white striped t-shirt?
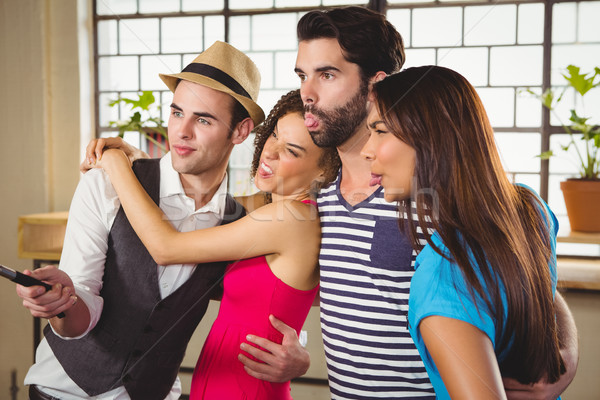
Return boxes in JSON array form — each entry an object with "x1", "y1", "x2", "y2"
[{"x1": 318, "y1": 173, "x2": 435, "y2": 399}]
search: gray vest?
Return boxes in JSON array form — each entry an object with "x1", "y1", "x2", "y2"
[{"x1": 45, "y1": 158, "x2": 245, "y2": 399}]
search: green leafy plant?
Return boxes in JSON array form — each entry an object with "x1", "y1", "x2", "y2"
[
  {"x1": 525, "y1": 65, "x2": 600, "y2": 180},
  {"x1": 109, "y1": 91, "x2": 168, "y2": 153}
]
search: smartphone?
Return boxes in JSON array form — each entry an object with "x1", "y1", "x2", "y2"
[{"x1": 0, "y1": 264, "x2": 65, "y2": 318}]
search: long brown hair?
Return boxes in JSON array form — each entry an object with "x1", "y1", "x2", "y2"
[
  {"x1": 251, "y1": 89, "x2": 340, "y2": 193},
  {"x1": 373, "y1": 66, "x2": 564, "y2": 384}
]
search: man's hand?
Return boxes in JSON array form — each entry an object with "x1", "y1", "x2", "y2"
[
  {"x1": 503, "y1": 292, "x2": 578, "y2": 400},
  {"x1": 15, "y1": 265, "x2": 77, "y2": 319},
  {"x1": 503, "y1": 378, "x2": 557, "y2": 400},
  {"x1": 238, "y1": 315, "x2": 310, "y2": 382},
  {"x1": 80, "y1": 137, "x2": 149, "y2": 173}
]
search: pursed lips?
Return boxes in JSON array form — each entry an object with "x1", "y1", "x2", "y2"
[
  {"x1": 304, "y1": 112, "x2": 319, "y2": 129},
  {"x1": 369, "y1": 173, "x2": 382, "y2": 187}
]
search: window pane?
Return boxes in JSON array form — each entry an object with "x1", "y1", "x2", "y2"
[
  {"x1": 139, "y1": 0, "x2": 179, "y2": 13},
  {"x1": 161, "y1": 91, "x2": 174, "y2": 125},
  {"x1": 276, "y1": 0, "x2": 320, "y2": 6},
  {"x1": 229, "y1": 16, "x2": 251, "y2": 51},
  {"x1": 249, "y1": 52, "x2": 274, "y2": 89},
  {"x1": 517, "y1": 3, "x2": 544, "y2": 44},
  {"x1": 258, "y1": 89, "x2": 289, "y2": 117},
  {"x1": 490, "y1": 46, "x2": 543, "y2": 86},
  {"x1": 549, "y1": 88, "x2": 574, "y2": 126},
  {"x1": 275, "y1": 51, "x2": 301, "y2": 88},
  {"x1": 548, "y1": 133, "x2": 586, "y2": 176},
  {"x1": 548, "y1": 174, "x2": 569, "y2": 217},
  {"x1": 205, "y1": 16, "x2": 225, "y2": 46},
  {"x1": 121, "y1": 90, "x2": 162, "y2": 122},
  {"x1": 437, "y1": 47, "x2": 488, "y2": 86},
  {"x1": 464, "y1": 5, "x2": 516, "y2": 46},
  {"x1": 162, "y1": 17, "x2": 204, "y2": 54},
  {"x1": 230, "y1": 0, "x2": 273, "y2": 9},
  {"x1": 413, "y1": 8, "x2": 463, "y2": 47},
  {"x1": 477, "y1": 87, "x2": 515, "y2": 127},
  {"x1": 403, "y1": 49, "x2": 436, "y2": 69},
  {"x1": 182, "y1": 0, "x2": 224, "y2": 11},
  {"x1": 552, "y1": 3, "x2": 576, "y2": 43},
  {"x1": 513, "y1": 174, "x2": 540, "y2": 194},
  {"x1": 579, "y1": 1, "x2": 600, "y2": 42},
  {"x1": 141, "y1": 55, "x2": 181, "y2": 90},
  {"x1": 515, "y1": 87, "x2": 542, "y2": 128},
  {"x1": 552, "y1": 44, "x2": 600, "y2": 84},
  {"x1": 99, "y1": 92, "x2": 119, "y2": 127},
  {"x1": 549, "y1": 80, "x2": 600, "y2": 128},
  {"x1": 119, "y1": 19, "x2": 159, "y2": 54},
  {"x1": 389, "y1": 0, "x2": 434, "y2": 3},
  {"x1": 495, "y1": 132, "x2": 541, "y2": 173},
  {"x1": 99, "y1": 56, "x2": 139, "y2": 91},
  {"x1": 97, "y1": 0, "x2": 137, "y2": 15},
  {"x1": 98, "y1": 20, "x2": 118, "y2": 56},
  {"x1": 323, "y1": 0, "x2": 367, "y2": 5},
  {"x1": 387, "y1": 9, "x2": 411, "y2": 48},
  {"x1": 252, "y1": 13, "x2": 298, "y2": 51},
  {"x1": 182, "y1": 54, "x2": 196, "y2": 66}
]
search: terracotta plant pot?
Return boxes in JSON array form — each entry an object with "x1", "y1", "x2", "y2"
[{"x1": 560, "y1": 179, "x2": 600, "y2": 232}]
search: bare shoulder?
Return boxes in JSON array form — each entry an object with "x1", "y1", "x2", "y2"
[{"x1": 264, "y1": 199, "x2": 318, "y2": 222}]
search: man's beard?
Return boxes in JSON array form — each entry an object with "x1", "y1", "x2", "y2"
[{"x1": 305, "y1": 80, "x2": 369, "y2": 148}]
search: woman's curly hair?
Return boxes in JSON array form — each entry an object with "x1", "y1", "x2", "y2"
[{"x1": 250, "y1": 89, "x2": 340, "y2": 195}]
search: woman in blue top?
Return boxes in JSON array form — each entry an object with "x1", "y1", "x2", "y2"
[{"x1": 360, "y1": 65, "x2": 566, "y2": 399}]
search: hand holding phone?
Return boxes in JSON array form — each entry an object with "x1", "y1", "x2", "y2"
[{"x1": 1, "y1": 264, "x2": 66, "y2": 318}]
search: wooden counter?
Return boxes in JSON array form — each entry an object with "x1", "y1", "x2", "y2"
[{"x1": 18, "y1": 211, "x2": 68, "y2": 261}]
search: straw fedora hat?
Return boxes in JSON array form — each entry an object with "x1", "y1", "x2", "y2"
[{"x1": 159, "y1": 41, "x2": 265, "y2": 126}]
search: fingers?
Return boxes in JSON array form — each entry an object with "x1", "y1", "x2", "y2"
[
  {"x1": 239, "y1": 317, "x2": 310, "y2": 382},
  {"x1": 20, "y1": 283, "x2": 77, "y2": 318},
  {"x1": 84, "y1": 137, "x2": 123, "y2": 167},
  {"x1": 240, "y1": 339, "x2": 275, "y2": 363},
  {"x1": 27, "y1": 265, "x2": 58, "y2": 281},
  {"x1": 269, "y1": 314, "x2": 296, "y2": 336},
  {"x1": 85, "y1": 138, "x2": 102, "y2": 164},
  {"x1": 238, "y1": 352, "x2": 267, "y2": 377},
  {"x1": 93, "y1": 138, "x2": 109, "y2": 161},
  {"x1": 81, "y1": 139, "x2": 104, "y2": 173}
]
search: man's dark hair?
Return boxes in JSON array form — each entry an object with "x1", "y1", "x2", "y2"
[
  {"x1": 297, "y1": 6, "x2": 405, "y2": 79},
  {"x1": 230, "y1": 99, "x2": 250, "y2": 130}
]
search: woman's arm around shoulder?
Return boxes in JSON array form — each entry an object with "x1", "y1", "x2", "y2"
[
  {"x1": 97, "y1": 150, "x2": 320, "y2": 266},
  {"x1": 149, "y1": 199, "x2": 320, "y2": 266}
]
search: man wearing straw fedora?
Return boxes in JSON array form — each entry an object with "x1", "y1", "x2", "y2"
[{"x1": 17, "y1": 41, "x2": 307, "y2": 400}]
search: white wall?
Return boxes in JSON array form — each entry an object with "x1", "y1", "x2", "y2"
[{"x1": 0, "y1": 1, "x2": 85, "y2": 398}]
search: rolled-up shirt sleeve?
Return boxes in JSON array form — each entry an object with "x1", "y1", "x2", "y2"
[{"x1": 52, "y1": 168, "x2": 120, "y2": 339}]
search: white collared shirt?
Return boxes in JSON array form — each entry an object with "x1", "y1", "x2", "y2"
[{"x1": 25, "y1": 153, "x2": 228, "y2": 400}]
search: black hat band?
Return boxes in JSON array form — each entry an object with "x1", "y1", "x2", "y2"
[{"x1": 181, "y1": 63, "x2": 251, "y2": 100}]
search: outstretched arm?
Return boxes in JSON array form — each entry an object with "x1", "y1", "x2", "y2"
[
  {"x1": 420, "y1": 315, "x2": 507, "y2": 399},
  {"x1": 503, "y1": 291, "x2": 579, "y2": 400},
  {"x1": 97, "y1": 149, "x2": 316, "y2": 266}
]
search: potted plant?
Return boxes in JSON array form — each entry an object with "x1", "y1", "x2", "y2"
[
  {"x1": 109, "y1": 91, "x2": 168, "y2": 157},
  {"x1": 526, "y1": 65, "x2": 600, "y2": 232}
]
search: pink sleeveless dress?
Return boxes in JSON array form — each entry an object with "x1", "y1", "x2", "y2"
[{"x1": 190, "y1": 201, "x2": 319, "y2": 399}]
